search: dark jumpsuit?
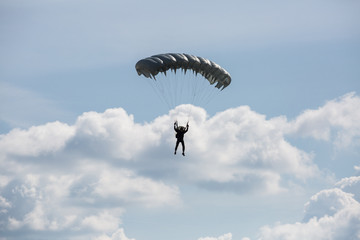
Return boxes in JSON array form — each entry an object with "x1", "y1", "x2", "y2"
[{"x1": 174, "y1": 123, "x2": 188, "y2": 155}]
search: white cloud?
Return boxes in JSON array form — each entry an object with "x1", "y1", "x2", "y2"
[
  {"x1": 0, "y1": 175, "x2": 11, "y2": 188},
  {"x1": 303, "y1": 188, "x2": 357, "y2": 221},
  {"x1": 81, "y1": 210, "x2": 122, "y2": 232},
  {"x1": 1, "y1": 93, "x2": 360, "y2": 239},
  {"x1": 92, "y1": 168, "x2": 180, "y2": 208},
  {"x1": 23, "y1": 201, "x2": 49, "y2": 231},
  {"x1": 94, "y1": 228, "x2": 135, "y2": 240},
  {"x1": 0, "y1": 165, "x2": 179, "y2": 239},
  {"x1": 0, "y1": 103, "x2": 320, "y2": 211},
  {"x1": 7, "y1": 217, "x2": 22, "y2": 230},
  {"x1": 0, "y1": 121, "x2": 75, "y2": 157},
  {"x1": 287, "y1": 92, "x2": 360, "y2": 149},
  {"x1": 175, "y1": 105, "x2": 318, "y2": 194},
  {"x1": 255, "y1": 177, "x2": 360, "y2": 240},
  {"x1": 198, "y1": 233, "x2": 232, "y2": 240},
  {"x1": 72, "y1": 108, "x2": 160, "y2": 160},
  {"x1": 1, "y1": 104, "x2": 304, "y2": 238},
  {"x1": 0, "y1": 169, "x2": 179, "y2": 234},
  {"x1": 1, "y1": 104, "x2": 318, "y2": 195},
  {"x1": 3, "y1": 174, "x2": 79, "y2": 231},
  {"x1": 335, "y1": 176, "x2": 360, "y2": 201},
  {"x1": 0, "y1": 196, "x2": 11, "y2": 212}
]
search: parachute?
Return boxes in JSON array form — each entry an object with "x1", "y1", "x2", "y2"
[{"x1": 135, "y1": 53, "x2": 231, "y2": 111}]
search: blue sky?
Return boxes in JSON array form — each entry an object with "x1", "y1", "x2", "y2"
[{"x1": 1, "y1": 1, "x2": 360, "y2": 240}]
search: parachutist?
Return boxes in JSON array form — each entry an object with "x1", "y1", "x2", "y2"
[{"x1": 174, "y1": 121, "x2": 189, "y2": 156}]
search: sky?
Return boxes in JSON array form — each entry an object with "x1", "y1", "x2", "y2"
[{"x1": 0, "y1": 0, "x2": 360, "y2": 240}]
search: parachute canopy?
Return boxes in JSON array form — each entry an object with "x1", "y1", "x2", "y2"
[{"x1": 135, "y1": 53, "x2": 231, "y2": 90}]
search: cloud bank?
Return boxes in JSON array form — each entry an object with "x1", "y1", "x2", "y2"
[
  {"x1": 207, "y1": 176, "x2": 360, "y2": 240},
  {"x1": 256, "y1": 176, "x2": 360, "y2": 240},
  {"x1": 198, "y1": 233, "x2": 232, "y2": 240},
  {"x1": 287, "y1": 92, "x2": 360, "y2": 149},
  {"x1": 0, "y1": 92, "x2": 359, "y2": 239}
]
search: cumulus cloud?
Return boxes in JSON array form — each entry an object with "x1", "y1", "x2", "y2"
[
  {"x1": 0, "y1": 101, "x2": 329, "y2": 238},
  {"x1": 335, "y1": 176, "x2": 360, "y2": 201},
  {"x1": 303, "y1": 188, "x2": 358, "y2": 221},
  {"x1": 0, "y1": 109, "x2": 180, "y2": 239},
  {"x1": 71, "y1": 108, "x2": 161, "y2": 160},
  {"x1": 198, "y1": 233, "x2": 232, "y2": 240},
  {"x1": 1, "y1": 93, "x2": 359, "y2": 239},
  {"x1": 256, "y1": 177, "x2": 360, "y2": 240},
  {"x1": 91, "y1": 168, "x2": 180, "y2": 207},
  {"x1": 287, "y1": 92, "x2": 360, "y2": 149},
  {"x1": 0, "y1": 169, "x2": 179, "y2": 237},
  {"x1": 0, "y1": 196, "x2": 11, "y2": 212},
  {"x1": 0, "y1": 121, "x2": 74, "y2": 157},
  {"x1": 1, "y1": 104, "x2": 319, "y2": 196},
  {"x1": 176, "y1": 105, "x2": 318, "y2": 194},
  {"x1": 81, "y1": 210, "x2": 122, "y2": 232},
  {"x1": 94, "y1": 228, "x2": 135, "y2": 240}
]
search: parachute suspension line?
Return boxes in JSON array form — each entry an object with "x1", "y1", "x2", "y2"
[
  {"x1": 166, "y1": 69, "x2": 182, "y2": 109},
  {"x1": 202, "y1": 85, "x2": 219, "y2": 109},
  {"x1": 171, "y1": 72, "x2": 178, "y2": 107},
  {"x1": 186, "y1": 70, "x2": 204, "y2": 121},
  {"x1": 169, "y1": 70, "x2": 194, "y2": 122},
  {"x1": 187, "y1": 72, "x2": 195, "y2": 120},
  {"x1": 179, "y1": 69, "x2": 187, "y2": 106},
  {"x1": 163, "y1": 70, "x2": 173, "y2": 108},
  {"x1": 175, "y1": 69, "x2": 182, "y2": 107},
  {"x1": 161, "y1": 71, "x2": 176, "y2": 109},
  {"x1": 154, "y1": 75, "x2": 169, "y2": 108},
  {"x1": 158, "y1": 76, "x2": 174, "y2": 110},
  {"x1": 167, "y1": 72, "x2": 175, "y2": 107},
  {"x1": 199, "y1": 78, "x2": 216, "y2": 105},
  {"x1": 173, "y1": 69, "x2": 183, "y2": 108},
  {"x1": 169, "y1": 70, "x2": 224, "y2": 112},
  {"x1": 191, "y1": 74, "x2": 210, "y2": 106},
  {"x1": 174, "y1": 70, "x2": 188, "y2": 120},
  {"x1": 144, "y1": 76, "x2": 172, "y2": 111},
  {"x1": 172, "y1": 69, "x2": 179, "y2": 107},
  {"x1": 194, "y1": 73, "x2": 208, "y2": 104},
  {"x1": 155, "y1": 70, "x2": 188, "y2": 110},
  {"x1": 135, "y1": 53, "x2": 232, "y2": 119},
  {"x1": 190, "y1": 71, "x2": 197, "y2": 105}
]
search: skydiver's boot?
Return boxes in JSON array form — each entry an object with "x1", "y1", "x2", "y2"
[
  {"x1": 174, "y1": 151, "x2": 176, "y2": 155},
  {"x1": 182, "y1": 152, "x2": 185, "y2": 156}
]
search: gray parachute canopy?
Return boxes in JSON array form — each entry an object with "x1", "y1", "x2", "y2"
[{"x1": 135, "y1": 53, "x2": 231, "y2": 90}]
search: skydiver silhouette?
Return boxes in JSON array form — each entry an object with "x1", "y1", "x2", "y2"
[{"x1": 174, "y1": 121, "x2": 189, "y2": 156}]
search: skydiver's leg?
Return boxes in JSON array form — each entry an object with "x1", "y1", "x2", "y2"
[
  {"x1": 175, "y1": 140, "x2": 180, "y2": 154},
  {"x1": 181, "y1": 140, "x2": 185, "y2": 156}
]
